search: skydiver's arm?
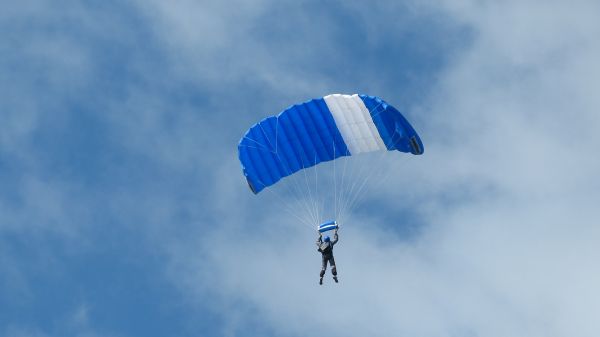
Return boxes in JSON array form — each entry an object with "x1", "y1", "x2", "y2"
[
  {"x1": 316, "y1": 232, "x2": 322, "y2": 247},
  {"x1": 332, "y1": 231, "x2": 339, "y2": 245}
]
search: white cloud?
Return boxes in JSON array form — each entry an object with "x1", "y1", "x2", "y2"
[
  {"x1": 2, "y1": 0, "x2": 599, "y2": 336},
  {"x1": 159, "y1": 0, "x2": 600, "y2": 336}
]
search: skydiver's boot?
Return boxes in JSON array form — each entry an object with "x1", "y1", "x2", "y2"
[
  {"x1": 333, "y1": 276, "x2": 338, "y2": 283},
  {"x1": 319, "y1": 277, "x2": 323, "y2": 285},
  {"x1": 319, "y1": 269, "x2": 325, "y2": 285},
  {"x1": 332, "y1": 267, "x2": 338, "y2": 283}
]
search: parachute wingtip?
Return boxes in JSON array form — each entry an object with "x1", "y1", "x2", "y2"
[
  {"x1": 409, "y1": 136, "x2": 424, "y2": 155},
  {"x1": 246, "y1": 178, "x2": 258, "y2": 194}
]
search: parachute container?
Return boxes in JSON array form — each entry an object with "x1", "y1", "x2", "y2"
[
  {"x1": 238, "y1": 94, "x2": 424, "y2": 194},
  {"x1": 318, "y1": 220, "x2": 338, "y2": 233}
]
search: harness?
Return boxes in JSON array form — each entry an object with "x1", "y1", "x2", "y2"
[{"x1": 318, "y1": 241, "x2": 333, "y2": 256}]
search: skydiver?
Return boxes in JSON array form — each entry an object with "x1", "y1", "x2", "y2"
[{"x1": 316, "y1": 228, "x2": 339, "y2": 285}]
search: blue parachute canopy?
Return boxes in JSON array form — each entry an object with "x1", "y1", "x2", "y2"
[
  {"x1": 318, "y1": 220, "x2": 338, "y2": 233},
  {"x1": 238, "y1": 94, "x2": 424, "y2": 194}
]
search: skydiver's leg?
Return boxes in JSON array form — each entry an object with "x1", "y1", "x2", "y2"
[
  {"x1": 320, "y1": 255, "x2": 327, "y2": 285},
  {"x1": 330, "y1": 256, "x2": 338, "y2": 283},
  {"x1": 321, "y1": 255, "x2": 328, "y2": 274}
]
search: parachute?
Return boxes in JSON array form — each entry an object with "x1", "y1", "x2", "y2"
[{"x1": 238, "y1": 94, "x2": 423, "y2": 194}]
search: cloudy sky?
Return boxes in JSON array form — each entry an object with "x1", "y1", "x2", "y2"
[{"x1": 2, "y1": 0, "x2": 600, "y2": 336}]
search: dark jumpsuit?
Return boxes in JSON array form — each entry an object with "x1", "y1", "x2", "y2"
[{"x1": 317, "y1": 231, "x2": 338, "y2": 277}]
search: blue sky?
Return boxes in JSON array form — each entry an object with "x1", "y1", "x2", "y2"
[{"x1": 2, "y1": 1, "x2": 600, "y2": 336}]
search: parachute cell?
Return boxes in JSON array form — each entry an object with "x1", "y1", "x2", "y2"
[{"x1": 238, "y1": 94, "x2": 424, "y2": 194}]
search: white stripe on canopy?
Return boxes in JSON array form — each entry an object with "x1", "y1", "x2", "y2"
[{"x1": 324, "y1": 94, "x2": 386, "y2": 155}]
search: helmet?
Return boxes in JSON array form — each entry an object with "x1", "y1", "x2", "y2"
[{"x1": 324, "y1": 236, "x2": 331, "y2": 242}]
